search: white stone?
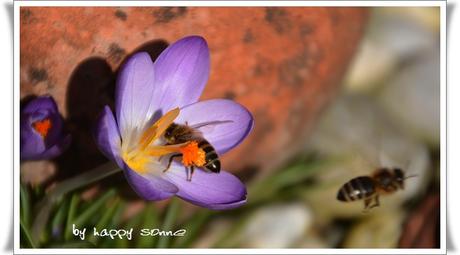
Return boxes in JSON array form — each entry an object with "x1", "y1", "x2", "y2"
[
  {"x1": 241, "y1": 203, "x2": 313, "y2": 248},
  {"x1": 378, "y1": 49, "x2": 440, "y2": 146}
]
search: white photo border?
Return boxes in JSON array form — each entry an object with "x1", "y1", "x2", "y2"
[{"x1": 13, "y1": 1, "x2": 446, "y2": 254}]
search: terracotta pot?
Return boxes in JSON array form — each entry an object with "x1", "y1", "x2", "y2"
[
  {"x1": 398, "y1": 194, "x2": 440, "y2": 248},
  {"x1": 20, "y1": 7, "x2": 368, "y2": 179}
]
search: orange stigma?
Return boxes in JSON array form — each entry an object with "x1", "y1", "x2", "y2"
[
  {"x1": 33, "y1": 118, "x2": 52, "y2": 138},
  {"x1": 179, "y1": 141, "x2": 206, "y2": 167}
]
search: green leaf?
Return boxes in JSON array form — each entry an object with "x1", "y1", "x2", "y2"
[
  {"x1": 248, "y1": 160, "x2": 327, "y2": 204},
  {"x1": 112, "y1": 206, "x2": 144, "y2": 248},
  {"x1": 64, "y1": 194, "x2": 80, "y2": 241},
  {"x1": 173, "y1": 210, "x2": 211, "y2": 248},
  {"x1": 20, "y1": 221, "x2": 36, "y2": 248},
  {"x1": 20, "y1": 184, "x2": 31, "y2": 228},
  {"x1": 156, "y1": 198, "x2": 181, "y2": 248},
  {"x1": 88, "y1": 197, "x2": 120, "y2": 244},
  {"x1": 73, "y1": 189, "x2": 117, "y2": 227},
  {"x1": 136, "y1": 203, "x2": 159, "y2": 248},
  {"x1": 109, "y1": 200, "x2": 126, "y2": 228},
  {"x1": 98, "y1": 200, "x2": 126, "y2": 248},
  {"x1": 31, "y1": 162, "x2": 121, "y2": 242},
  {"x1": 50, "y1": 198, "x2": 69, "y2": 242}
]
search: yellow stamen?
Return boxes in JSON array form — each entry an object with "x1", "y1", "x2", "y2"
[
  {"x1": 179, "y1": 141, "x2": 206, "y2": 167},
  {"x1": 146, "y1": 142, "x2": 190, "y2": 157},
  {"x1": 122, "y1": 151, "x2": 150, "y2": 174},
  {"x1": 123, "y1": 108, "x2": 181, "y2": 174},
  {"x1": 33, "y1": 118, "x2": 52, "y2": 138},
  {"x1": 139, "y1": 108, "x2": 180, "y2": 151}
]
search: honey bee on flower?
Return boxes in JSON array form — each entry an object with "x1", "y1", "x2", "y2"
[
  {"x1": 95, "y1": 36, "x2": 254, "y2": 210},
  {"x1": 161, "y1": 118, "x2": 236, "y2": 181}
]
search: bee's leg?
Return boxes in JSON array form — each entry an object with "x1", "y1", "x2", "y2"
[
  {"x1": 369, "y1": 195, "x2": 380, "y2": 209},
  {"x1": 186, "y1": 166, "x2": 195, "y2": 182},
  {"x1": 363, "y1": 197, "x2": 373, "y2": 213},
  {"x1": 162, "y1": 154, "x2": 182, "y2": 173},
  {"x1": 185, "y1": 167, "x2": 190, "y2": 181}
]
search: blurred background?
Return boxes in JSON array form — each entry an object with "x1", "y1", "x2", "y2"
[{"x1": 19, "y1": 6, "x2": 440, "y2": 248}]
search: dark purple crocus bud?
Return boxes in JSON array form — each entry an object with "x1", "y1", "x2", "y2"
[{"x1": 20, "y1": 96, "x2": 71, "y2": 161}]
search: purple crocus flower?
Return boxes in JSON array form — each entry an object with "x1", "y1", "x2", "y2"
[
  {"x1": 20, "y1": 95, "x2": 71, "y2": 161},
  {"x1": 95, "y1": 36, "x2": 254, "y2": 210}
]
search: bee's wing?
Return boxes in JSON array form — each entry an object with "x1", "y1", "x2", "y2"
[
  {"x1": 189, "y1": 120, "x2": 234, "y2": 133},
  {"x1": 379, "y1": 150, "x2": 398, "y2": 168},
  {"x1": 139, "y1": 108, "x2": 180, "y2": 149}
]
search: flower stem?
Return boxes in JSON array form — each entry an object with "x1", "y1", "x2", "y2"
[
  {"x1": 31, "y1": 161, "x2": 122, "y2": 244},
  {"x1": 20, "y1": 221, "x2": 36, "y2": 248},
  {"x1": 64, "y1": 194, "x2": 80, "y2": 241}
]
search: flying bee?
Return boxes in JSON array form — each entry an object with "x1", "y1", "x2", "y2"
[
  {"x1": 336, "y1": 168, "x2": 416, "y2": 212},
  {"x1": 162, "y1": 120, "x2": 231, "y2": 181}
]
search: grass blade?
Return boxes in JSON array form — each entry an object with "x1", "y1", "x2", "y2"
[
  {"x1": 156, "y1": 198, "x2": 181, "y2": 248},
  {"x1": 248, "y1": 160, "x2": 327, "y2": 204},
  {"x1": 173, "y1": 210, "x2": 211, "y2": 248},
  {"x1": 88, "y1": 197, "x2": 120, "y2": 245},
  {"x1": 64, "y1": 194, "x2": 80, "y2": 241},
  {"x1": 51, "y1": 198, "x2": 69, "y2": 241},
  {"x1": 136, "y1": 203, "x2": 159, "y2": 248},
  {"x1": 113, "y1": 207, "x2": 143, "y2": 248},
  {"x1": 31, "y1": 162, "x2": 121, "y2": 241},
  {"x1": 20, "y1": 221, "x2": 36, "y2": 248},
  {"x1": 74, "y1": 189, "x2": 117, "y2": 227},
  {"x1": 20, "y1": 184, "x2": 31, "y2": 228}
]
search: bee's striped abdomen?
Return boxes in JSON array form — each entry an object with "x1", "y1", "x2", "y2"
[
  {"x1": 337, "y1": 176, "x2": 375, "y2": 202},
  {"x1": 198, "y1": 140, "x2": 220, "y2": 173}
]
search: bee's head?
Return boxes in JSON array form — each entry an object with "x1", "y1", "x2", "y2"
[
  {"x1": 393, "y1": 168, "x2": 405, "y2": 189},
  {"x1": 164, "y1": 123, "x2": 177, "y2": 143}
]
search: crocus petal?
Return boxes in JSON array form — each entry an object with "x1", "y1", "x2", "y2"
[
  {"x1": 187, "y1": 199, "x2": 247, "y2": 210},
  {"x1": 152, "y1": 36, "x2": 210, "y2": 114},
  {"x1": 163, "y1": 163, "x2": 247, "y2": 210},
  {"x1": 124, "y1": 168, "x2": 178, "y2": 201},
  {"x1": 20, "y1": 117, "x2": 46, "y2": 160},
  {"x1": 44, "y1": 110, "x2": 64, "y2": 149},
  {"x1": 38, "y1": 134, "x2": 71, "y2": 159},
  {"x1": 94, "y1": 106, "x2": 124, "y2": 168},
  {"x1": 22, "y1": 95, "x2": 58, "y2": 114},
  {"x1": 175, "y1": 99, "x2": 254, "y2": 155},
  {"x1": 115, "y1": 52, "x2": 157, "y2": 141}
]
